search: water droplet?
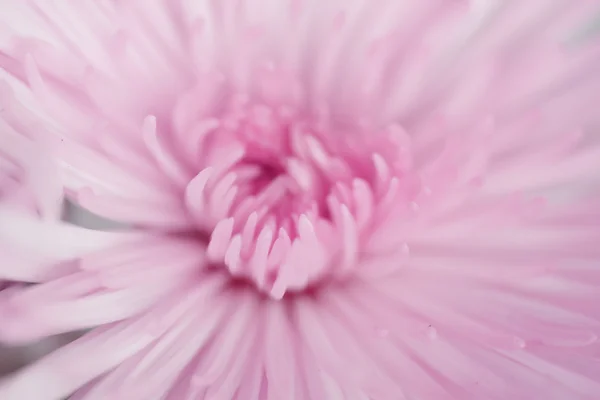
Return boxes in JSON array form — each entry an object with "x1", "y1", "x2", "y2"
[
  {"x1": 410, "y1": 202, "x2": 420, "y2": 212},
  {"x1": 513, "y1": 337, "x2": 527, "y2": 349},
  {"x1": 426, "y1": 325, "x2": 437, "y2": 340}
]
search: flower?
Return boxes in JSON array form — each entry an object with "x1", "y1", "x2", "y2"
[{"x1": 2, "y1": 0, "x2": 600, "y2": 399}]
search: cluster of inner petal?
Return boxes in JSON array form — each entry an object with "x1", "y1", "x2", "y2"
[{"x1": 183, "y1": 95, "x2": 407, "y2": 298}]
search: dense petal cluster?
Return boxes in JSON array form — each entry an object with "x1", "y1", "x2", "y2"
[{"x1": 1, "y1": 1, "x2": 600, "y2": 399}]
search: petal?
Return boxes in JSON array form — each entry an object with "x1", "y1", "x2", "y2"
[
  {"x1": 0, "y1": 243, "x2": 76, "y2": 282},
  {"x1": 0, "y1": 236, "x2": 204, "y2": 343},
  {"x1": 0, "y1": 284, "x2": 204, "y2": 400},
  {"x1": 0, "y1": 118, "x2": 63, "y2": 219},
  {"x1": 0, "y1": 208, "x2": 137, "y2": 260},
  {"x1": 75, "y1": 189, "x2": 194, "y2": 231},
  {"x1": 71, "y1": 275, "x2": 230, "y2": 400}
]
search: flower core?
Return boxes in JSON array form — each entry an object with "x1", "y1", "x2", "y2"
[{"x1": 185, "y1": 91, "x2": 405, "y2": 298}]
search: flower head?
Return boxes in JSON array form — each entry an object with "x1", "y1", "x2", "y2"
[{"x1": 2, "y1": 1, "x2": 600, "y2": 399}]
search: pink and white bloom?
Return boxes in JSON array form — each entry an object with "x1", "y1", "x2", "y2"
[{"x1": 2, "y1": 1, "x2": 600, "y2": 399}]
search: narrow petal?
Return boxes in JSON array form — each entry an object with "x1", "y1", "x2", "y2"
[
  {"x1": 0, "y1": 295, "x2": 191, "y2": 400},
  {"x1": 0, "y1": 236, "x2": 204, "y2": 343},
  {"x1": 0, "y1": 208, "x2": 137, "y2": 260}
]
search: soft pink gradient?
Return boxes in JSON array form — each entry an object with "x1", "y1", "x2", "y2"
[{"x1": 2, "y1": 1, "x2": 600, "y2": 399}]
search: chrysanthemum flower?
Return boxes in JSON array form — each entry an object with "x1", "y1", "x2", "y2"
[{"x1": 2, "y1": 1, "x2": 600, "y2": 399}]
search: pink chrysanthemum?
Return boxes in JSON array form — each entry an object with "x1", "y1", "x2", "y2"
[{"x1": 2, "y1": 1, "x2": 600, "y2": 399}]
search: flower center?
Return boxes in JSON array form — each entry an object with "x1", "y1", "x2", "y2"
[{"x1": 184, "y1": 97, "x2": 406, "y2": 298}]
